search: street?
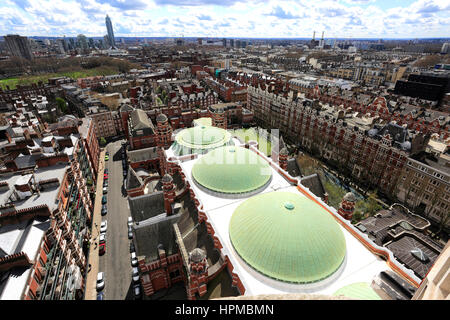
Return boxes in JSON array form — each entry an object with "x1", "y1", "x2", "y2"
[{"x1": 99, "y1": 140, "x2": 133, "y2": 300}]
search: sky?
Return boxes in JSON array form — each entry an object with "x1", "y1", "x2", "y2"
[{"x1": 1, "y1": 0, "x2": 449, "y2": 39}]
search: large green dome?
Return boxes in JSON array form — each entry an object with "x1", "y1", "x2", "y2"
[
  {"x1": 172, "y1": 125, "x2": 233, "y2": 156},
  {"x1": 192, "y1": 146, "x2": 272, "y2": 196},
  {"x1": 229, "y1": 192, "x2": 346, "y2": 284}
]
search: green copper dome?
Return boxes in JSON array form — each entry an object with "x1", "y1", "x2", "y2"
[
  {"x1": 172, "y1": 125, "x2": 233, "y2": 156},
  {"x1": 229, "y1": 192, "x2": 346, "y2": 284},
  {"x1": 333, "y1": 282, "x2": 381, "y2": 300},
  {"x1": 192, "y1": 146, "x2": 272, "y2": 196}
]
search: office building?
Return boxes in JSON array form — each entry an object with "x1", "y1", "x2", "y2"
[
  {"x1": 4, "y1": 34, "x2": 33, "y2": 60},
  {"x1": 105, "y1": 14, "x2": 116, "y2": 48}
]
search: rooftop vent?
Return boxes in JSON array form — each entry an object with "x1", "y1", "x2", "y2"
[{"x1": 410, "y1": 248, "x2": 429, "y2": 263}]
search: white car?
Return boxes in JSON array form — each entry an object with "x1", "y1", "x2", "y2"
[
  {"x1": 100, "y1": 221, "x2": 107, "y2": 234},
  {"x1": 132, "y1": 267, "x2": 139, "y2": 283},
  {"x1": 96, "y1": 272, "x2": 105, "y2": 291},
  {"x1": 133, "y1": 284, "x2": 141, "y2": 299},
  {"x1": 131, "y1": 252, "x2": 138, "y2": 267},
  {"x1": 99, "y1": 233, "x2": 106, "y2": 244},
  {"x1": 127, "y1": 217, "x2": 133, "y2": 227}
]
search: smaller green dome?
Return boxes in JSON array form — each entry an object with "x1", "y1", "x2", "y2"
[
  {"x1": 192, "y1": 146, "x2": 272, "y2": 196},
  {"x1": 333, "y1": 282, "x2": 381, "y2": 300},
  {"x1": 172, "y1": 125, "x2": 233, "y2": 156},
  {"x1": 180, "y1": 125, "x2": 225, "y2": 146}
]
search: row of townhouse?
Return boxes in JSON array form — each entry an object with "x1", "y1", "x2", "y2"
[
  {"x1": 247, "y1": 84, "x2": 450, "y2": 231},
  {"x1": 0, "y1": 117, "x2": 99, "y2": 299}
]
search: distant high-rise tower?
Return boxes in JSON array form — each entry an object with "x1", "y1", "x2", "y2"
[
  {"x1": 77, "y1": 34, "x2": 88, "y2": 51},
  {"x1": 105, "y1": 14, "x2": 116, "y2": 48},
  {"x1": 4, "y1": 34, "x2": 33, "y2": 60}
]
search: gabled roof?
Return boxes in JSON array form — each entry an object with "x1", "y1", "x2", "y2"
[
  {"x1": 119, "y1": 104, "x2": 134, "y2": 113},
  {"x1": 286, "y1": 158, "x2": 302, "y2": 178},
  {"x1": 134, "y1": 215, "x2": 178, "y2": 261},
  {"x1": 126, "y1": 167, "x2": 144, "y2": 190},
  {"x1": 128, "y1": 192, "x2": 165, "y2": 223},
  {"x1": 130, "y1": 109, "x2": 155, "y2": 131},
  {"x1": 300, "y1": 173, "x2": 326, "y2": 199}
]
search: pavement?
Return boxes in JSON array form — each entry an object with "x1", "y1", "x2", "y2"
[{"x1": 84, "y1": 148, "x2": 106, "y2": 300}]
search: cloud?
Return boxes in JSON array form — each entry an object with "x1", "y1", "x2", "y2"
[
  {"x1": 1, "y1": 0, "x2": 449, "y2": 38},
  {"x1": 197, "y1": 14, "x2": 212, "y2": 21},
  {"x1": 154, "y1": 0, "x2": 242, "y2": 6},
  {"x1": 319, "y1": 7, "x2": 348, "y2": 17},
  {"x1": 95, "y1": 0, "x2": 148, "y2": 10},
  {"x1": 265, "y1": 6, "x2": 300, "y2": 19}
]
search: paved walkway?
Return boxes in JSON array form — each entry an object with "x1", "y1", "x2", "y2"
[{"x1": 84, "y1": 148, "x2": 106, "y2": 300}]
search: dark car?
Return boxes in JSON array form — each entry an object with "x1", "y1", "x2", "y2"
[
  {"x1": 129, "y1": 241, "x2": 135, "y2": 253},
  {"x1": 101, "y1": 205, "x2": 107, "y2": 216},
  {"x1": 96, "y1": 292, "x2": 105, "y2": 300},
  {"x1": 104, "y1": 168, "x2": 108, "y2": 174},
  {"x1": 102, "y1": 195, "x2": 107, "y2": 204}
]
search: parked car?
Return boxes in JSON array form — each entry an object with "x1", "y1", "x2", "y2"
[
  {"x1": 123, "y1": 171, "x2": 127, "y2": 177},
  {"x1": 96, "y1": 272, "x2": 105, "y2": 291},
  {"x1": 129, "y1": 241, "x2": 135, "y2": 253},
  {"x1": 103, "y1": 180, "x2": 108, "y2": 187},
  {"x1": 133, "y1": 284, "x2": 141, "y2": 299},
  {"x1": 102, "y1": 195, "x2": 107, "y2": 204},
  {"x1": 99, "y1": 242, "x2": 106, "y2": 255},
  {"x1": 101, "y1": 205, "x2": 107, "y2": 216},
  {"x1": 127, "y1": 217, "x2": 133, "y2": 227},
  {"x1": 128, "y1": 229, "x2": 133, "y2": 240},
  {"x1": 104, "y1": 168, "x2": 108, "y2": 174},
  {"x1": 132, "y1": 267, "x2": 139, "y2": 283},
  {"x1": 99, "y1": 233, "x2": 106, "y2": 244},
  {"x1": 100, "y1": 221, "x2": 107, "y2": 233},
  {"x1": 103, "y1": 187, "x2": 107, "y2": 194},
  {"x1": 96, "y1": 292, "x2": 105, "y2": 300},
  {"x1": 104, "y1": 173, "x2": 108, "y2": 180},
  {"x1": 105, "y1": 155, "x2": 109, "y2": 161},
  {"x1": 131, "y1": 252, "x2": 138, "y2": 267}
]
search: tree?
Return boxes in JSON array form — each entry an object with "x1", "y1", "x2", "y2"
[
  {"x1": 99, "y1": 137, "x2": 106, "y2": 146},
  {"x1": 366, "y1": 190, "x2": 382, "y2": 217},
  {"x1": 352, "y1": 210, "x2": 363, "y2": 224},
  {"x1": 56, "y1": 97, "x2": 68, "y2": 114}
]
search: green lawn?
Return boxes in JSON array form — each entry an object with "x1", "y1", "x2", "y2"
[
  {"x1": 232, "y1": 128, "x2": 272, "y2": 156},
  {"x1": 0, "y1": 66, "x2": 119, "y2": 90}
]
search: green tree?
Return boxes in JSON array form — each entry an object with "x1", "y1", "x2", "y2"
[
  {"x1": 99, "y1": 137, "x2": 106, "y2": 146},
  {"x1": 352, "y1": 210, "x2": 363, "y2": 224},
  {"x1": 366, "y1": 190, "x2": 382, "y2": 217},
  {"x1": 56, "y1": 97, "x2": 68, "y2": 114}
]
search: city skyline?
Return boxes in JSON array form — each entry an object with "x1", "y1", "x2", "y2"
[{"x1": 1, "y1": 0, "x2": 450, "y2": 39}]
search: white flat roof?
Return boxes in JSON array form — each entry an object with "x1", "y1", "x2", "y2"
[{"x1": 0, "y1": 219, "x2": 50, "y2": 300}]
